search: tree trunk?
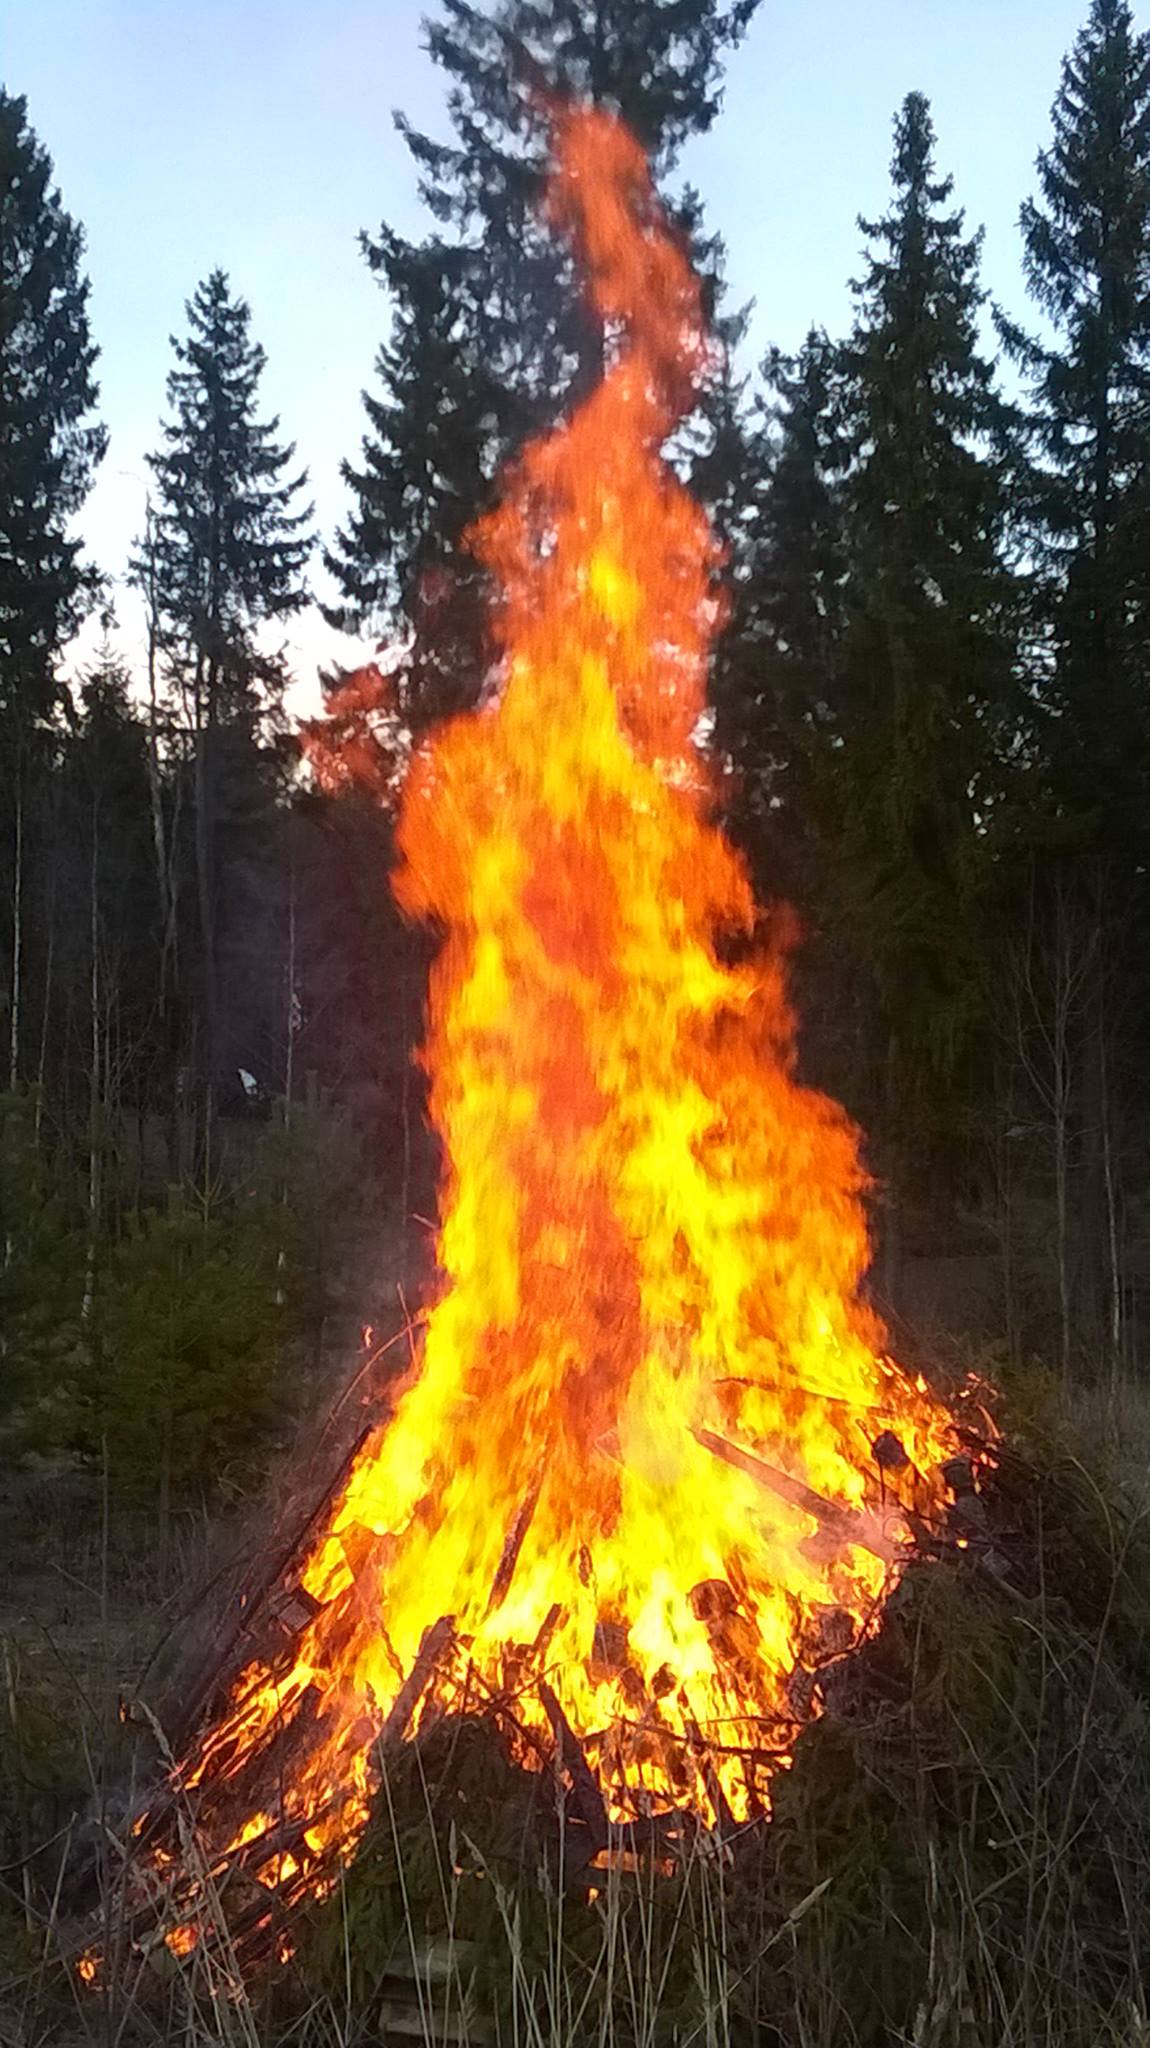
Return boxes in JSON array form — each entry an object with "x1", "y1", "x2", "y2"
[
  {"x1": 1051, "y1": 885, "x2": 1073, "y2": 1383},
  {"x1": 8, "y1": 761, "x2": 23, "y2": 1094},
  {"x1": 192, "y1": 656, "x2": 219, "y2": 1200},
  {"x1": 1099, "y1": 1016, "x2": 1124, "y2": 1388},
  {"x1": 33, "y1": 817, "x2": 57, "y2": 1149},
  {"x1": 1075, "y1": 874, "x2": 1112, "y2": 1376},
  {"x1": 275, "y1": 852, "x2": 297, "y2": 1311},
  {"x1": 144, "y1": 554, "x2": 181, "y2": 1019},
  {"x1": 81, "y1": 791, "x2": 102, "y2": 1327}
]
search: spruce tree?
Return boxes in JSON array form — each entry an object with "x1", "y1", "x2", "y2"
[
  {"x1": 139, "y1": 270, "x2": 313, "y2": 1155},
  {"x1": 1000, "y1": 0, "x2": 1150, "y2": 1360},
  {"x1": 825, "y1": 94, "x2": 1017, "y2": 1168},
  {"x1": 0, "y1": 90, "x2": 106, "y2": 1091},
  {"x1": 719, "y1": 332, "x2": 846, "y2": 815},
  {"x1": 63, "y1": 640, "x2": 158, "y2": 1087},
  {"x1": 1002, "y1": 0, "x2": 1150, "y2": 842},
  {"x1": 326, "y1": 0, "x2": 760, "y2": 731},
  {"x1": 324, "y1": 232, "x2": 498, "y2": 724},
  {"x1": 0, "y1": 89, "x2": 106, "y2": 728},
  {"x1": 143, "y1": 269, "x2": 314, "y2": 731},
  {"x1": 756, "y1": 336, "x2": 846, "y2": 688}
]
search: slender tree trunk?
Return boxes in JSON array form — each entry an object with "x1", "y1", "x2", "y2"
[
  {"x1": 1098, "y1": 974, "x2": 1123, "y2": 1387},
  {"x1": 1052, "y1": 884, "x2": 1073, "y2": 1384},
  {"x1": 284, "y1": 852, "x2": 297, "y2": 1120},
  {"x1": 192, "y1": 656, "x2": 219, "y2": 1201},
  {"x1": 275, "y1": 853, "x2": 297, "y2": 1311},
  {"x1": 877, "y1": 1023, "x2": 904, "y2": 1313},
  {"x1": 33, "y1": 827, "x2": 58, "y2": 1149},
  {"x1": 1075, "y1": 874, "x2": 1111, "y2": 1374},
  {"x1": 995, "y1": 1047, "x2": 1018, "y2": 1360},
  {"x1": 82, "y1": 792, "x2": 101, "y2": 1327},
  {"x1": 2, "y1": 760, "x2": 26, "y2": 1303},
  {"x1": 8, "y1": 761, "x2": 24, "y2": 1094},
  {"x1": 1074, "y1": 307, "x2": 1116, "y2": 1376},
  {"x1": 140, "y1": 534, "x2": 184, "y2": 1184},
  {"x1": 401, "y1": 966, "x2": 413, "y2": 1277},
  {"x1": 145, "y1": 559, "x2": 180, "y2": 996},
  {"x1": 157, "y1": 1409, "x2": 172, "y2": 1577}
]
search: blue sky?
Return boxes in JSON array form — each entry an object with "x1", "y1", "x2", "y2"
[{"x1": 7, "y1": 0, "x2": 1095, "y2": 701}]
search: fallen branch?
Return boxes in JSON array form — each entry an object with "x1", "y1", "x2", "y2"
[
  {"x1": 486, "y1": 1470, "x2": 544, "y2": 1616},
  {"x1": 691, "y1": 1428, "x2": 901, "y2": 1565},
  {"x1": 377, "y1": 1616, "x2": 455, "y2": 1754},
  {"x1": 685, "y1": 1716, "x2": 736, "y2": 1838},
  {"x1": 538, "y1": 1682, "x2": 608, "y2": 1851},
  {"x1": 150, "y1": 1423, "x2": 376, "y2": 1769}
]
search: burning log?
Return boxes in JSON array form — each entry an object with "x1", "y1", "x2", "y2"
[
  {"x1": 530, "y1": 1601, "x2": 564, "y2": 1666},
  {"x1": 137, "y1": 1422, "x2": 379, "y2": 1772},
  {"x1": 266, "y1": 1583, "x2": 324, "y2": 1642},
  {"x1": 691, "y1": 1428, "x2": 902, "y2": 1566},
  {"x1": 496, "y1": 1602, "x2": 567, "y2": 1704},
  {"x1": 486, "y1": 1470, "x2": 544, "y2": 1615},
  {"x1": 377, "y1": 1616, "x2": 455, "y2": 1754},
  {"x1": 538, "y1": 1681, "x2": 609, "y2": 1853}
]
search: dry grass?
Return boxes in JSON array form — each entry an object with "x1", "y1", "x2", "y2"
[{"x1": 5, "y1": 1373, "x2": 1150, "y2": 2046}]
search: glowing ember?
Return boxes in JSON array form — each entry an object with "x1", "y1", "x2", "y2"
[{"x1": 137, "y1": 103, "x2": 956, "y2": 1934}]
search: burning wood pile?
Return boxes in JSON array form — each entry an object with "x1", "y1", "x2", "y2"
[{"x1": 76, "y1": 101, "x2": 985, "y2": 1994}]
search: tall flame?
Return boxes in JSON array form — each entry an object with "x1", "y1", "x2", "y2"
[{"x1": 170, "y1": 106, "x2": 953, "y2": 1902}]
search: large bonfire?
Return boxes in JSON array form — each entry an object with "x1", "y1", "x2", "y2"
[{"x1": 123, "y1": 103, "x2": 959, "y2": 1945}]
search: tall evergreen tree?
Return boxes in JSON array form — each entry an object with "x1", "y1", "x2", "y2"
[
  {"x1": 756, "y1": 336, "x2": 846, "y2": 693},
  {"x1": 0, "y1": 90, "x2": 106, "y2": 1091},
  {"x1": 0, "y1": 89, "x2": 106, "y2": 728},
  {"x1": 138, "y1": 270, "x2": 314, "y2": 1156},
  {"x1": 716, "y1": 331, "x2": 846, "y2": 823},
  {"x1": 1000, "y1": 0, "x2": 1150, "y2": 1360},
  {"x1": 821, "y1": 94, "x2": 1017, "y2": 1171},
  {"x1": 142, "y1": 269, "x2": 314, "y2": 733},
  {"x1": 325, "y1": 233, "x2": 498, "y2": 723},
  {"x1": 326, "y1": 0, "x2": 760, "y2": 731},
  {"x1": 1002, "y1": 0, "x2": 1150, "y2": 841}
]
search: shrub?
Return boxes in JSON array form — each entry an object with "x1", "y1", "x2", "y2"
[{"x1": 77, "y1": 1193, "x2": 292, "y2": 1514}]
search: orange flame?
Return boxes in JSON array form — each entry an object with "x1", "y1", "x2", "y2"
[{"x1": 161, "y1": 105, "x2": 954, "y2": 1916}]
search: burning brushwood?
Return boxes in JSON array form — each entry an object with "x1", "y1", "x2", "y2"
[{"x1": 77, "y1": 98, "x2": 966, "y2": 1985}]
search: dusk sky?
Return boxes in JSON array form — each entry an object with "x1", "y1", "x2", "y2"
[{"x1": 8, "y1": 0, "x2": 1093, "y2": 703}]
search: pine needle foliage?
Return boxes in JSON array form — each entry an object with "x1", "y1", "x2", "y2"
[{"x1": 0, "y1": 89, "x2": 106, "y2": 729}]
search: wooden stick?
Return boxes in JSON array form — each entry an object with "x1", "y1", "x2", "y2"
[
  {"x1": 685, "y1": 1716, "x2": 736, "y2": 1839},
  {"x1": 691, "y1": 1428, "x2": 900, "y2": 1565},
  {"x1": 538, "y1": 1682, "x2": 608, "y2": 1851},
  {"x1": 377, "y1": 1615, "x2": 455, "y2": 1752},
  {"x1": 529, "y1": 1602, "x2": 564, "y2": 1668},
  {"x1": 156, "y1": 1423, "x2": 375, "y2": 1764},
  {"x1": 486, "y1": 1470, "x2": 544, "y2": 1616}
]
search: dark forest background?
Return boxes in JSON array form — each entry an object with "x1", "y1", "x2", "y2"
[{"x1": 4, "y1": 0, "x2": 1150, "y2": 1519}]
